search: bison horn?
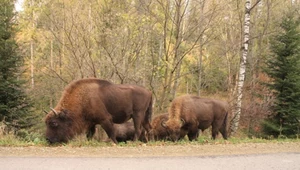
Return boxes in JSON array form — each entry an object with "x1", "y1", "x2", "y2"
[
  {"x1": 161, "y1": 120, "x2": 167, "y2": 128},
  {"x1": 50, "y1": 108, "x2": 58, "y2": 116},
  {"x1": 180, "y1": 118, "x2": 185, "y2": 125},
  {"x1": 43, "y1": 109, "x2": 48, "y2": 115}
]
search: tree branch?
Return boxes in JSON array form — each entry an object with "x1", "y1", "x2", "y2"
[{"x1": 249, "y1": 0, "x2": 262, "y2": 12}]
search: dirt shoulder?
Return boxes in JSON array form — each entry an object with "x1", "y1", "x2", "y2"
[{"x1": 1, "y1": 142, "x2": 299, "y2": 157}]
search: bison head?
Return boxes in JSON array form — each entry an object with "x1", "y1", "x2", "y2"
[
  {"x1": 161, "y1": 118, "x2": 185, "y2": 141},
  {"x1": 44, "y1": 108, "x2": 74, "y2": 144}
]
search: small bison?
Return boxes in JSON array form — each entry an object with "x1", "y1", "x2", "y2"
[
  {"x1": 162, "y1": 95, "x2": 229, "y2": 141},
  {"x1": 44, "y1": 78, "x2": 152, "y2": 144},
  {"x1": 149, "y1": 113, "x2": 187, "y2": 141},
  {"x1": 113, "y1": 122, "x2": 147, "y2": 143}
]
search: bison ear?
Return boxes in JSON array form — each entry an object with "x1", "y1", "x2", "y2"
[
  {"x1": 161, "y1": 120, "x2": 167, "y2": 128},
  {"x1": 59, "y1": 109, "x2": 69, "y2": 119}
]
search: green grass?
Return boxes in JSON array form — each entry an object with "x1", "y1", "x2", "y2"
[
  {"x1": 0, "y1": 134, "x2": 48, "y2": 147},
  {"x1": 0, "y1": 134, "x2": 299, "y2": 147}
]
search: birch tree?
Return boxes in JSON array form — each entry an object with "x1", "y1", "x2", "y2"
[{"x1": 230, "y1": 0, "x2": 262, "y2": 135}]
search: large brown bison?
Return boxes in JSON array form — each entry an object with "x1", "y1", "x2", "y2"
[
  {"x1": 162, "y1": 95, "x2": 228, "y2": 141},
  {"x1": 149, "y1": 113, "x2": 188, "y2": 141},
  {"x1": 44, "y1": 78, "x2": 152, "y2": 144}
]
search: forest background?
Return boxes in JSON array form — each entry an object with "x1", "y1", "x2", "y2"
[{"x1": 1, "y1": 0, "x2": 300, "y2": 141}]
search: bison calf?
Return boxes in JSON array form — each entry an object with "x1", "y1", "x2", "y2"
[{"x1": 113, "y1": 122, "x2": 147, "y2": 143}]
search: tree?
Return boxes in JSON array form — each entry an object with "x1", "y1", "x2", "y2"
[
  {"x1": 230, "y1": 0, "x2": 262, "y2": 135},
  {"x1": 229, "y1": 0, "x2": 252, "y2": 135},
  {"x1": 0, "y1": 0, "x2": 33, "y2": 132},
  {"x1": 263, "y1": 9, "x2": 300, "y2": 138}
]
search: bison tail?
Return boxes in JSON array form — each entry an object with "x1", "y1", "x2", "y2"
[
  {"x1": 221, "y1": 111, "x2": 229, "y2": 139},
  {"x1": 144, "y1": 95, "x2": 153, "y2": 130}
]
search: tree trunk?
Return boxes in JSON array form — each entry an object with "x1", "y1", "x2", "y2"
[
  {"x1": 171, "y1": 0, "x2": 184, "y2": 99},
  {"x1": 230, "y1": 0, "x2": 251, "y2": 135},
  {"x1": 156, "y1": 1, "x2": 171, "y2": 112},
  {"x1": 197, "y1": 1, "x2": 206, "y2": 96},
  {"x1": 30, "y1": 0, "x2": 35, "y2": 88},
  {"x1": 198, "y1": 41, "x2": 203, "y2": 96},
  {"x1": 30, "y1": 40, "x2": 34, "y2": 88}
]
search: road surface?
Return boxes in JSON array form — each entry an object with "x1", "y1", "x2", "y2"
[
  {"x1": 0, "y1": 153, "x2": 299, "y2": 170},
  {"x1": 1, "y1": 142, "x2": 300, "y2": 170}
]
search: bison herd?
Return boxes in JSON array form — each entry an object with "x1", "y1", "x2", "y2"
[{"x1": 44, "y1": 78, "x2": 229, "y2": 144}]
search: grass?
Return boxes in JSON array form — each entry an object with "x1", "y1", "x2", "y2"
[
  {"x1": 0, "y1": 133, "x2": 299, "y2": 147},
  {"x1": 0, "y1": 134, "x2": 48, "y2": 147}
]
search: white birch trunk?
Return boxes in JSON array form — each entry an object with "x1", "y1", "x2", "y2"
[{"x1": 230, "y1": 0, "x2": 251, "y2": 135}]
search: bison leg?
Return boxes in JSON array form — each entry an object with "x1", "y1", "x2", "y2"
[
  {"x1": 212, "y1": 114, "x2": 228, "y2": 140},
  {"x1": 211, "y1": 129, "x2": 219, "y2": 140},
  {"x1": 132, "y1": 113, "x2": 143, "y2": 141},
  {"x1": 212, "y1": 120, "x2": 223, "y2": 139},
  {"x1": 86, "y1": 125, "x2": 96, "y2": 140},
  {"x1": 220, "y1": 112, "x2": 228, "y2": 140},
  {"x1": 142, "y1": 122, "x2": 151, "y2": 135},
  {"x1": 187, "y1": 130, "x2": 199, "y2": 141},
  {"x1": 220, "y1": 127, "x2": 228, "y2": 140},
  {"x1": 219, "y1": 121, "x2": 228, "y2": 140},
  {"x1": 142, "y1": 107, "x2": 152, "y2": 142},
  {"x1": 99, "y1": 119, "x2": 117, "y2": 144},
  {"x1": 141, "y1": 121, "x2": 152, "y2": 142}
]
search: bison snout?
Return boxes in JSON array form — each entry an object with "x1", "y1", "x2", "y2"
[
  {"x1": 169, "y1": 135, "x2": 179, "y2": 142},
  {"x1": 170, "y1": 138, "x2": 177, "y2": 142}
]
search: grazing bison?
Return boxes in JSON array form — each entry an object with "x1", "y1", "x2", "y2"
[
  {"x1": 149, "y1": 113, "x2": 188, "y2": 141},
  {"x1": 162, "y1": 95, "x2": 228, "y2": 141},
  {"x1": 112, "y1": 121, "x2": 147, "y2": 143},
  {"x1": 44, "y1": 78, "x2": 152, "y2": 144}
]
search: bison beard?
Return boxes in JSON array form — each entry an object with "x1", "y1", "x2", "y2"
[
  {"x1": 44, "y1": 78, "x2": 153, "y2": 144},
  {"x1": 162, "y1": 95, "x2": 229, "y2": 141}
]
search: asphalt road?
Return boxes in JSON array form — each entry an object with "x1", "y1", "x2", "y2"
[{"x1": 1, "y1": 153, "x2": 299, "y2": 170}]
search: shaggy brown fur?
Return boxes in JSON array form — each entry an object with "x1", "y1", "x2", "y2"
[
  {"x1": 163, "y1": 95, "x2": 229, "y2": 141},
  {"x1": 44, "y1": 78, "x2": 152, "y2": 144},
  {"x1": 149, "y1": 113, "x2": 187, "y2": 141}
]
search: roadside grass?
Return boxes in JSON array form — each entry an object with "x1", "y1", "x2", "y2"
[
  {"x1": 0, "y1": 133, "x2": 299, "y2": 147},
  {"x1": 0, "y1": 134, "x2": 48, "y2": 146}
]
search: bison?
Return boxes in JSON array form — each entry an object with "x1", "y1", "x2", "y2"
[
  {"x1": 44, "y1": 78, "x2": 152, "y2": 144},
  {"x1": 162, "y1": 95, "x2": 229, "y2": 141},
  {"x1": 149, "y1": 113, "x2": 188, "y2": 141},
  {"x1": 112, "y1": 121, "x2": 147, "y2": 143}
]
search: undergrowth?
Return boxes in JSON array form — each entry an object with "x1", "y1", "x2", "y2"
[{"x1": 0, "y1": 134, "x2": 299, "y2": 147}]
